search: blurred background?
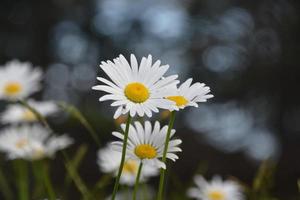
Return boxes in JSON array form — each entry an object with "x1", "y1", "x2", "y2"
[{"x1": 0, "y1": 0, "x2": 299, "y2": 199}]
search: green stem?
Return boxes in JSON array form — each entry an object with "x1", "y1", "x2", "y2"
[
  {"x1": 132, "y1": 162, "x2": 143, "y2": 200},
  {"x1": 14, "y1": 160, "x2": 29, "y2": 200},
  {"x1": 63, "y1": 152, "x2": 91, "y2": 200},
  {"x1": 41, "y1": 161, "x2": 56, "y2": 200},
  {"x1": 18, "y1": 99, "x2": 50, "y2": 129},
  {"x1": 157, "y1": 111, "x2": 176, "y2": 200},
  {"x1": 57, "y1": 102, "x2": 100, "y2": 146},
  {"x1": 32, "y1": 161, "x2": 44, "y2": 198},
  {"x1": 0, "y1": 162, "x2": 13, "y2": 200},
  {"x1": 111, "y1": 115, "x2": 132, "y2": 200}
]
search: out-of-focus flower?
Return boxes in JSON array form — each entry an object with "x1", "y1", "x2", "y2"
[
  {"x1": 92, "y1": 54, "x2": 179, "y2": 118},
  {"x1": 111, "y1": 121, "x2": 182, "y2": 169},
  {"x1": 187, "y1": 175, "x2": 244, "y2": 200},
  {"x1": 1, "y1": 99, "x2": 58, "y2": 124},
  {"x1": 0, "y1": 60, "x2": 42, "y2": 100},
  {"x1": 97, "y1": 145, "x2": 158, "y2": 185},
  {"x1": 166, "y1": 78, "x2": 213, "y2": 110},
  {"x1": 0, "y1": 125, "x2": 73, "y2": 160}
]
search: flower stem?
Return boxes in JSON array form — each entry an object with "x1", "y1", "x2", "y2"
[
  {"x1": 18, "y1": 99, "x2": 50, "y2": 129},
  {"x1": 63, "y1": 151, "x2": 91, "y2": 200},
  {"x1": 157, "y1": 111, "x2": 176, "y2": 200},
  {"x1": 111, "y1": 114, "x2": 132, "y2": 200},
  {"x1": 14, "y1": 160, "x2": 29, "y2": 200},
  {"x1": 132, "y1": 162, "x2": 143, "y2": 200},
  {"x1": 41, "y1": 161, "x2": 56, "y2": 200},
  {"x1": 57, "y1": 102, "x2": 100, "y2": 146}
]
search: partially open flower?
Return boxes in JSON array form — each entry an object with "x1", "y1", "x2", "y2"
[{"x1": 166, "y1": 78, "x2": 213, "y2": 110}]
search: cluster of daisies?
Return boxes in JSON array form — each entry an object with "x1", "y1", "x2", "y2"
[
  {"x1": 93, "y1": 54, "x2": 244, "y2": 200},
  {"x1": 0, "y1": 55, "x2": 244, "y2": 200},
  {"x1": 0, "y1": 60, "x2": 72, "y2": 161}
]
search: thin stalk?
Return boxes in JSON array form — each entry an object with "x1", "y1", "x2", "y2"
[
  {"x1": 32, "y1": 161, "x2": 44, "y2": 198},
  {"x1": 157, "y1": 111, "x2": 176, "y2": 200},
  {"x1": 63, "y1": 152, "x2": 91, "y2": 200},
  {"x1": 0, "y1": 163, "x2": 13, "y2": 200},
  {"x1": 132, "y1": 162, "x2": 143, "y2": 200},
  {"x1": 41, "y1": 161, "x2": 56, "y2": 200},
  {"x1": 18, "y1": 99, "x2": 50, "y2": 129},
  {"x1": 57, "y1": 102, "x2": 100, "y2": 146},
  {"x1": 14, "y1": 160, "x2": 29, "y2": 200},
  {"x1": 111, "y1": 115, "x2": 132, "y2": 200}
]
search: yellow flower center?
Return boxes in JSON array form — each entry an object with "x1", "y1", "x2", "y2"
[
  {"x1": 208, "y1": 191, "x2": 225, "y2": 200},
  {"x1": 22, "y1": 110, "x2": 37, "y2": 121},
  {"x1": 15, "y1": 138, "x2": 28, "y2": 149},
  {"x1": 166, "y1": 96, "x2": 188, "y2": 107},
  {"x1": 124, "y1": 82, "x2": 149, "y2": 103},
  {"x1": 134, "y1": 144, "x2": 157, "y2": 159},
  {"x1": 123, "y1": 160, "x2": 138, "y2": 174},
  {"x1": 4, "y1": 82, "x2": 22, "y2": 96}
]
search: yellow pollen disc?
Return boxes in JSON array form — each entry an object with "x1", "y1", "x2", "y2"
[
  {"x1": 134, "y1": 144, "x2": 157, "y2": 159},
  {"x1": 124, "y1": 82, "x2": 149, "y2": 103},
  {"x1": 208, "y1": 191, "x2": 225, "y2": 200},
  {"x1": 22, "y1": 110, "x2": 37, "y2": 121},
  {"x1": 166, "y1": 96, "x2": 188, "y2": 107},
  {"x1": 4, "y1": 82, "x2": 22, "y2": 96},
  {"x1": 123, "y1": 160, "x2": 138, "y2": 174},
  {"x1": 15, "y1": 138, "x2": 28, "y2": 149}
]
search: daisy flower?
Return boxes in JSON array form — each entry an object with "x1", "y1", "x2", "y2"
[
  {"x1": 0, "y1": 125, "x2": 73, "y2": 160},
  {"x1": 97, "y1": 145, "x2": 158, "y2": 185},
  {"x1": 1, "y1": 99, "x2": 58, "y2": 124},
  {"x1": 111, "y1": 121, "x2": 182, "y2": 169},
  {"x1": 92, "y1": 54, "x2": 179, "y2": 119},
  {"x1": 187, "y1": 175, "x2": 244, "y2": 200},
  {"x1": 0, "y1": 60, "x2": 43, "y2": 100},
  {"x1": 166, "y1": 78, "x2": 213, "y2": 110}
]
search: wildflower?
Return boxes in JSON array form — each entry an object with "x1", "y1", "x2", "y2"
[
  {"x1": 0, "y1": 125, "x2": 72, "y2": 160},
  {"x1": 1, "y1": 100, "x2": 58, "y2": 124},
  {"x1": 187, "y1": 175, "x2": 244, "y2": 200},
  {"x1": 98, "y1": 145, "x2": 158, "y2": 185},
  {"x1": 111, "y1": 121, "x2": 182, "y2": 169},
  {"x1": 92, "y1": 54, "x2": 178, "y2": 118},
  {"x1": 166, "y1": 78, "x2": 213, "y2": 110},
  {"x1": 0, "y1": 60, "x2": 42, "y2": 100}
]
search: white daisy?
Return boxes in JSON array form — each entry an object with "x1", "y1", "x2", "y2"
[
  {"x1": 187, "y1": 175, "x2": 244, "y2": 200},
  {"x1": 92, "y1": 54, "x2": 179, "y2": 119},
  {"x1": 111, "y1": 121, "x2": 182, "y2": 169},
  {"x1": 0, "y1": 125, "x2": 73, "y2": 160},
  {"x1": 97, "y1": 145, "x2": 158, "y2": 186},
  {"x1": 0, "y1": 60, "x2": 43, "y2": 100},
  {"x1": 1, "y1": 99, "x2": 58, "y2": 124},
  {"x1": 166, "y1": 78, "x2": 213, "y2": 110}
]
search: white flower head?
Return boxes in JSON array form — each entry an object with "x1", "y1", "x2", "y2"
[
  {"x1": 0, "y1": 60, "x2": 43, "y2": 100},
  {"x1": 187, "y1": 175, "x2": 244, "y2": 200},
  {"x1": 97, "y1": 145, "x2": 158, "y2": 185},
  {"x1": 1, "y1": 99, "x2": 58, "y2": 124},
  {"x1": 111, "y1": 121, "x2": 182, "y2": 169},
  {"x1": 166, "y1": 78, "x2": 213, "y2": 110},
  {"x1": 0, "y1": 125, "x2": 73, "y2": 160},
  {"x1": 92, "y1": 54, "x2": 179, "y2": 119}
]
